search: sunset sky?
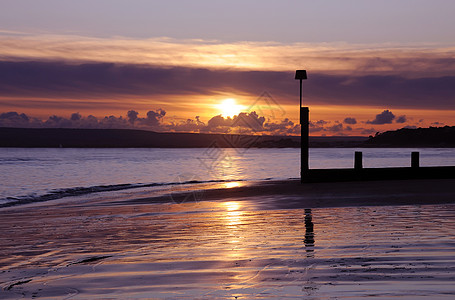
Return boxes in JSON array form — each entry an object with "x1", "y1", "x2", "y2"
[{"x1": 1, "y1": 0, "x2": 454, "y2": 136}]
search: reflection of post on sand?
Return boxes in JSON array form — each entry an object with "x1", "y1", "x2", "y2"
[
  {"x1": 304, "y1": 209, "x2": 315, "y2": 255},
  {"x1": 302, "y1": 209, "x2": 317, "y2": 295}
]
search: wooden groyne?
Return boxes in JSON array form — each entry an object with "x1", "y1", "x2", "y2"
[{"x1": 302, "y1": 151, "x2": 455, "y2": 183}]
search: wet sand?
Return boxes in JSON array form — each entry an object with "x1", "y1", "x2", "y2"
[{"x1": 1, "y1": 179, "x2": 455, "y2": 299}]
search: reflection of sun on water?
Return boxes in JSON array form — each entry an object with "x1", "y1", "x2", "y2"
[
  {"x1": 224, "y1": 201, "x2": 241, "y2": 211},
  {"x1": 220, "y1": 200, "x2": 259, "y2": 286},
  {"x1": 221, "y1": 201, "x2": 244, "y2": 260},
  {"x1": 223, "y1": 201, "x2": 243, "y2": 228}
]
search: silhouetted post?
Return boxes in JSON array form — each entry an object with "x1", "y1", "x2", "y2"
[
  {"x1": 354, "y1": 151, "x2": 363, "y2": 170},
  {"x1": 411, "y1": 151, "x2": 420, "y2": 168},
  {"x1": 295, "y1": 70, "x2": 308, "y2": 183}
]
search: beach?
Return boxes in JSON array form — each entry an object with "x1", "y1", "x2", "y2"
[
  {"x1": 1, "y1": 178, "x2": 455, "y2": 299},
  {"x1": 2, "y1": 0, "x2": 455, "y2": 298}
]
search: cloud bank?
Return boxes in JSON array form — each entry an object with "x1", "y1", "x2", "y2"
[
  {"x1": 1, "y1": 106, "x2": 424, "y2": 136},
  {"x1": 1, "y1": 61, "x2": 455, "y2": 110},
  {"x1": 2, "y1": 109, "x2": 378, "y2": 136}
]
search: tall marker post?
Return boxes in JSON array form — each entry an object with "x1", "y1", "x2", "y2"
[{"x1": 295, "y1": 70, "x2": 308, "y2": 183}]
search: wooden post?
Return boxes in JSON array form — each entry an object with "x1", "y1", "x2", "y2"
[
  {"x1": 411, "y1": 151, "x2": 420, "y2": 168},
  {"x1": 295, "y1": 70, "x2": 308, "y2": 183},
  {"x1": 354, "y1": 151, "x2": 363, "y2": 170},
  {"x1": 300, "y1": 107, "x2": 309, "y2": 182}
]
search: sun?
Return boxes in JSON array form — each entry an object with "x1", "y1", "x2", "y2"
[{"x1": 217, "y1": 98, "x2": 244, "y2": 118}]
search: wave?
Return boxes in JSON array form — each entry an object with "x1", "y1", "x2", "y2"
[{"x1": 0, "y1": 179, "x2": 243, "y2": 208}]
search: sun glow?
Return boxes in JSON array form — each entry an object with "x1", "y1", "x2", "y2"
[{"x1": 217, "y1": 98, "x2": 244, "y2": 118}]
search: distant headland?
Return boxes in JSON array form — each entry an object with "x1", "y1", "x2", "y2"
[
  {"x1": 0, "y1": 126, "x2": 454, "y2": 148},
  {"x1": 364, "y1": 126, "x2": 455, "y2": 147},
  {"x1": 0, "y1": 127, "x2": 363, "y2": 148}
]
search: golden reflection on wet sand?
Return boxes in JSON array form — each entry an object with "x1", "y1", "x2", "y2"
[
  {"x1": 223, "y1": 182, "x2": 242, "y2": 189},
  {"x1": 1, "y1": 196, "x2": 455, "y2": 299}
]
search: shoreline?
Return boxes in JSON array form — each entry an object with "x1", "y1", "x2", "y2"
[
  {"x1": 113, "y1": 178, "x2": 455, "y2": 210},
  {"x1": 2, "y1": 177, "x2": 455, "y2": 212}
]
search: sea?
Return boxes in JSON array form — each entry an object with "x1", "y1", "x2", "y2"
[{"x1": 2, "y1": 147, "x2": 455, "y2": 207}]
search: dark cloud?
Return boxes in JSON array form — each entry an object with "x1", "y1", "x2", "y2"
[
  {"x1": 396, "y1": 115, "x2": 407, "y2": 123},
  {"x1": 232, "y1": 111, "x2": 266, "y2": 131},
  {"x1": 203, "y1": 112, "x2": 266, "y2": 134},
  {"x1": 263, "y1": 118, "x2": 300, "y2": 135},
  {"x1": 367, "y1": 110, "x2": 395, "y2": 125},
  {"x1": 0, "y1": 111, "x2": 131, "y2": 130},
  {"x1": 82, "y1": 115, "x2": 101, "y2": 128},
  {"x1": 308, "y1": 120, "x2": 352, "y2": 134},
  {"x1": 127, "y1": 110, "x2": 139, "y2": 124},
  {"x1": 326, "y1": 123, "x2": 343, "y2": 132},
  {"x1": 0, "y1": 111, "x2": 33, "y2": 127},
  {"x1": 206, "y1": 115, "x2": 233, "y2": 129},
  {"x1": 163, "y1": 116, "x2": 206, "y2": 132},
  {"x1": 309, "y1": 120, "x2": 327, "y2": 133},
  {"x1": 70, "y1": 112, "x2": 81, "y2": 121},
  {"x1": 361, "y1": 128, "x2": 378, "y2": 135},
  {"x1": 307, "y1": 73, "x2": 455, "y2": 109},
  {"x1": 343, "y1": 117, "x2": 357, "y2": 125},
  {"x1": 1, "y1": 60, "x2": 455, "y2": 110},
  {"x1": 0, "y1": 111, "x2": 29, "y2": 122},
  {"x1": 44, "y1": 115, "x2": 73, "y2": 127},
  {"x1": 143, "y1": 109, "x2": 166, "y2": 127},
  {"x1": 0, "y1": 61, "x2": 294, "y2": 101},
  {"x1": 99, "y1": 115, "x2": 129, "y2": 129},
  {"x1": 311, "y1": 120, "x2": 329, "y2": 127}
]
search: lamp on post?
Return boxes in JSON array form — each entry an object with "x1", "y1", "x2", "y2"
[{"x1": 295, "y1": 70, "x2": 308, "y2": 182}]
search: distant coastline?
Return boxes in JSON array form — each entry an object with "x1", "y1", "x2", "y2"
[
  {"x1": 1, "y1": 126, "x2": 454, "y2": 148},
  {"x1": 364, "y1": 126, "x2": 455, "y2": 147},
  {"x1": 0, "y1": 127, "x2": 365, "y2": 148}
]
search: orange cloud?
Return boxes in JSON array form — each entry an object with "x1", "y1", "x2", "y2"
[{"x1": 1, "y1": 34, "x2": 455, "y2": 76}]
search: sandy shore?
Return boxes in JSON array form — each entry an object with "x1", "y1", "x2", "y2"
[
  {"x1": 130, "y1": 178, "x2": 455, "y2": 209},
  {"x1": 1, "y1": 178, "x2": 455, "y2": 299}
]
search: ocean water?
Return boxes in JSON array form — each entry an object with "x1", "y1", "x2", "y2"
[{"x1": 2, "y1": 147, "x2": 455, "y2": 206}]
